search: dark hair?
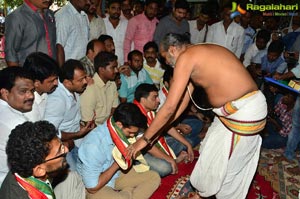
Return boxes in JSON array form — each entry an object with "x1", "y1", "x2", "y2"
[
  {"x1": 221, "y1": 2, "x2": 232, "y2": 11},
  {"x1": 108, "y1": 0, "x2": 122, "y2": 7},
  {"x1": 127, "y1": 50, "x2": 143, "y2": 61},
  {"x1": 163, "y1": 66, "x2": 174, "y2": 83},
  {"x1": 174, "y1": 0, "x2": 189, "y2": 10},
  {"x1": 94, "y1": 51, "x2": 118, "y2": 72},
  {"x1": 256, "y1": 29, "x2": 271, "y2": 43},
  {"x1": 59, "y1": 59, "x2": 85, "y2": 82},
  {"x1": 160, "y1": 33, "x2": 190, "y2": 51},
  {"x1": 145, "y1": 0, "x2": 158, "y2": 6},
  {"x1": 268, "y1": 40, "x2": 284, "y2": 54},
  {"x1": 23, "y1": 52, "x2": 59, "y2": 83},
  {"x1": 0, "y1": 67, "x2": 34, "y2": 91},
  {"x1": 86, "y1": 39, "x2": 103, "y2": 55},
  {"x1": 134, "y1": 83, "x2": 158, "y2": 102},
  {"x1": 6, "y1": 121, "x2": 58, "y2": 177},
  {"x1": 143, "y1": 41, "x2": 158, "y2": 53},
  {"x1": 113, "y1": 103, "x2": 147, "y2": 129},
  {"x1": 98, "y1": 34, "x2": 113, "y2": 43},
  {"x1": 201, "y1": 4, "x2": 210, "y2": 16}
]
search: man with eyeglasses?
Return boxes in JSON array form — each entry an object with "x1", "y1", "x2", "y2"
[
  {"x1": 0, "y1": 121, "x2": 69, "y2": 198},
  {"x1": 1, "y1": 121, "x2": 87, "y2": 199}
]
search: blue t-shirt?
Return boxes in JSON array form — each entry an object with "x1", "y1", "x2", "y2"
[
  {"x1": 118, "y1": 69, "x2": 153, "y2": 102},
  {"x1": 77, "y1": 122, "x2": 120, "y2": 188}
]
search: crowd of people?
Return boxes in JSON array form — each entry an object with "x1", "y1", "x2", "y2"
[{"x1": 0, "y1": 0, "x2": 300, "y2": 198}]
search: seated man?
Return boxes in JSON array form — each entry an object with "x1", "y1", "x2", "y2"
[
  {"x1": 80, "y1": 39, "x2": 105, "y2": 84},
  {"x1": 77, "y1": 103, "x2": 160, "y2": 199},
  {"x1": 23, "y1": 52, "x2": 59, "y2": 122},
  {"x1": 243, "y1": 29, "x2": 271, "y2": 68},
  {"x1": 262, "y1": 93, "x2": 295, "y2": 149},
  {"x1": 143, "y1": 41, "x2": 165, "y2": 89},
  {"x1": 134, "y1": 83, "x2": 194, "y2": 167},
  {"x1": 118, "y1": 50, "x2": 153, "y2": 103},
  {"x1": 250, "y1": 40, "x2": 286, "y2": 88},
  {"x1": 0, "y1": 67, "x2": 34, "y2": 186},
  {"x1": 80, "y1": 52, "x2": 119, "y2": 126},
  {"x1": 44, "y1": 60, "x2": 93, "y2": 170},
  {"x1": 0, "y1": 121, "x2": 69, "y2": 198}
]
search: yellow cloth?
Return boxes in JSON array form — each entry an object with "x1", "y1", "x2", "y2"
[
  {"x1": 112, "y1": 137, "x2": 150, "y2": 172},
  {"x1": 143, "y1": 60, "x2": 164, "y2": 88}
]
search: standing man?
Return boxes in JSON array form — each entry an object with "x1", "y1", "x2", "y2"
[
  {"x1": 5, "y1": 0, "x2": 56, "y2": 66},
  {"x1": 153, "y1": 0, "x2": 189, "y2": 46},
  {"x1": 87, "y1": 0, "x2": 106, "y2": 40},
  {"x1": 129, "y1": 33, "x2": 267, "y2": 199},
  {"x1": 123, "y1": 0, "x2": 159, "y2": 62},
  {"x1": 80, "y1": 52, "x2": 119, "y2": 126},
  {"x1": 188, "y1": 6, "x2": 210, "y2": 44},
  {"x1": 55, "y1": 0, "x2": 90, "y2": 66},
  {"x1": 206, "y1": 4, "x2": 245, "y2": 58},
  {"x1": 23, "y1": 52, "x2": 59, "y2": 122},
  {"x1": 0, "y1": 67, "x2": 34, "y2": 186},
  {"x1": 44, "y1": 60, "x2": 92, "y2": 170},
  {"x1": 104, "y1": 0, "x2": 128, "y2": 65},
  {"x1": 0, "y1": 121, "x2": 69, "y2": 198}
]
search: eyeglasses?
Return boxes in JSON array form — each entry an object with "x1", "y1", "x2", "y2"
[{"x1": 43, "y1": 142, "x2": 67, "y2": 163}]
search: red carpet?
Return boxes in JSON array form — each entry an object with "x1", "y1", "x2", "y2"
[{"x1": 150, "y1": 151, "x2": 278, "y2": 199}]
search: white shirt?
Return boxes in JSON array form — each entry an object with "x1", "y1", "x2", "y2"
[
  {"x1": 243, "y1": 43, "x2": 267, "y2": 67},
  {"x1": 206, "y1": 21, "x2": 245, "y2": 58},
  {"x1": 188, "y1": 20, "x2": 208, "y2": 44},
  {"x1": 24, "y1": 92, "x2": 48, "y2": 122},
  {"x1": 55, "y1": 2, "x2": 89, "y2": 60},
  {"x1": 89, "y1": 15, "x2": 106, "y2": 40},
  {"x1": 44, "y1": 82, "x2": 82, "y2": 147},
  {"x1": 0, "y1": 99, "x2": 28, "y2": 186},
  {"x1": 104, "y1": 17, "x2": 128, "y2": 65}
]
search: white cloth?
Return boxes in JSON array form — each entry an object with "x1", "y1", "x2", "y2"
[
  {"x1": 157, "y1": 88, "x2": 166, "y2": 110},
  {"x1": 0, "y1": 99, "x2": 28, "y2": 186},
  {"x1": 103, "y1": 17, "x2": 128, "y2": 65},
  {"x1": 206, "y1": 21, "x2": 245, "y2": 58},
  {"x1": 24, "y1": 92, "x2": 48, "y2": 122},
  {"x1": 44, "y1": 82, "x2": 81, "y2": 147},
  {"x1": 243, "y1": 43, "x2": 267, "y2": 67},
  {"x1": 190, "y1": 91, "x2": 267, "y2": 199},
  {"x1": 55, "y1": 2, "x2": 89, "y2": 60},
  {"x1": 89, "y1": 16, "x2": 106, "y2": 40},
  {"x1": 188, "y1": 20, "x2": 208, "y2": 44}
]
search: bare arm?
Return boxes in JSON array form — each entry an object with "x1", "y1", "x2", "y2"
[
  {"x1": 86, "y1": 162, "x2": 120, "y2": 194},
  {"x1": 61, "y1": 121, "x2": 94, "y2": 141},
  {"x1": 56, "y1": 44, "x2": 65, "y2": 67},
  {"x1": 6, "y1": 61, "x2": 20, "y2": 67},
  {"x1": 166, "y1": 127, "x2": 194, "y2": 162},
  {"x1": 130, "y1": 51, "x2": 194, "y2": 156}
]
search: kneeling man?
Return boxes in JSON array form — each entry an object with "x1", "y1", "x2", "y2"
[{"x1": 77, "y1": 103, "x2": 160, "y2": 199}]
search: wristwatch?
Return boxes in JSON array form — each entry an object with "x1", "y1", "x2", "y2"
[{"x1": 142, "y1": 135, "x2": 151, "y2": 144}]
